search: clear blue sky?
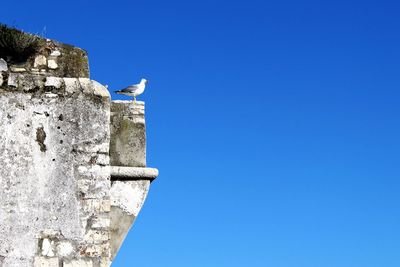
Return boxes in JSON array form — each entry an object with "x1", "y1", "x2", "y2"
[{"x1": 3, "y1": 0, "x2": 400, "y2": 266}]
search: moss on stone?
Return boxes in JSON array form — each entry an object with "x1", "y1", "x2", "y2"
[{"x1": 60, "y1": 44, "x2": 89, "y2": 78}]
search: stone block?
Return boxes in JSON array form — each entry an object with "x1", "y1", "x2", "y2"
[
  {"x1": 63, "y1": 259, "x2": 93, "y2": 267},
  {"x1": 0, "y1": 76, "x2": 110, "y2": 263},
  {"x1": 41, "y1": 238, "x2": 55, "y2": 257},
  {"x1": 45, "y1": 77, "x2": 63, "y2": 88},
  {"x1": 63, "y1": 78, "x2": 80, "y2": 94},
  {"x1": 91, "y1": 215, "x2": 111, "y2": 229},
  {"x1": 34, "y1": 55, "x2": 47, "y2": 68},
  {"x1": 0, "y1": 58, "x2": 8, "y2": 71},
  {"x1": 50, "y1": 50, "x2": 61, "y2": 57},
  {"x1": 56, "y1": 241, "x2": 74, "y2": 257},
  {"x1": 110, "y1": 180, "x2": 150, "y2": 260},
  {"x1": 34, "y1": 256, "x2": 59, "y2": 267},
  {"x1": 77, "y1": 179, "x2": 110, "y2": 199},
  {"x1": 7, "y1": 73, "x2": 19, "y2": 87},
  {"x1": 48, "y1": 59, "x2": 58, "y2": 69},
  {"x1": 84, "y1": 230, "x2": 109, "y2": 243},
  {"x1": 82, "y1": 199, "x2": 111, "y2": 213},
  {"x1": 10, "y1": 67, "x2": 26, "y2": 72},
  {"x1": 92, "y1": 80, "x2": 110, "y2": 98},
  {"x1": 80, "y1": 243, "x2": 110, "y2": 258},
  {"x1": 77, "y1": 165, "x2": 110, "y2": 180},
  {"x1": 110, "y1": 101, "x2": 146, "y2": 167}
]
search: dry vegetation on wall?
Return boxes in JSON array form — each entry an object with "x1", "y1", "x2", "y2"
[{"x1": 0, "y1": 24, "x2": 43, "y2": 63}]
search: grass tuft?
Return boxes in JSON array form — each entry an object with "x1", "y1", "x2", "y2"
[{"x1": 0, "y1": 24, "x2": 43, "y2": 63}]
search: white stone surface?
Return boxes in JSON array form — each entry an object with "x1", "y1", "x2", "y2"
[
  {"x1": 34, "y1": 256, "x2": 59, "y2": 267},
  {"x1": 11, "y1": 67, "x2": 26, "y2": 72},
  {"x1": 92, "y1": 80, "x2": 110, "y2": 98},
  {"x1": 40, "y1": 229, "x2": 62, "y2": 237},
  {"x1": 56, "y1": 241, "x2": 74, "y2": 257},
  {"x1": 34, "y1": 55, "x2": 47, "y2": 67},
  {"x1": 110, "y1": 101, "x2": 146, "y2": 167},
  {"x1": 91, "y1": 216, "x2": 111, "y2": 229},
  {"x1": 48, "y1": 59, "x2": 58, "y2": 69},
  {"x1": 45, "y1": 92, "x2": 59, "y2": 98},
  {"x1": 0, "y1": 81, "x2": 110, "y2": 264},
  {"x1": 7, "y1": 73, "x2": 19, "y2": 87},
  {"x1": 45, "y1": 77, "x2": 63, "y2": 88},
  {"x1": 64, "y1": 259, "x2": 93, "y2": 267},
  {"x1": 63, "y1": 78, "x2": 80, "y2": 94},
  {"x1": 110, "y1": 181, "x2": 150, "y2": 216},
  {"x1": 50, "y1": 50, "x2": 61, "y2": 57},
  {"x1": 41, "y1": 238, "x2": 55, "y2": 257},
  {"x1": 0, "y1": 58, "x2": 7, "y2": 71},
  {"x1": 84, "y1": 229, "x2": 109, "y2": 242},
  {"x1": 79, "y1": 78, "x2": 91, "y2": 94},
  {"x1": 82, "y1": 199, "x2": 111, "y2": 213}
]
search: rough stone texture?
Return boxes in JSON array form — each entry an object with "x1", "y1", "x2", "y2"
[
  {"x1": 63, "y1": 259, "x2": 93, "y2": 267},
  {"x1": 110, "y1": 101, "x2": 146, "y2": 167},
  {"x1": 34, "y1": 55, "x2": 47, "y2": 68},
  {"x1": 47, "y1": 60, "x2": 58, "y2": 69},
  {"x1": 0, "y1": 27, "x2": 89, "y2": 78},
  {"x1": 0, "y1": 58, "x2": 8, "y2": 71},
  {"x1": 110, "y1": 180, "x2": 150, "y2": 260},
  {"x1": 33, "y1": 256, "x2": 59, "y2": 267},
  {"x1": 109, "y1": 100, "x2": 156, "y2": 261},
  {"x1": 0, "y1": 81, "x2": 110, "y2": 265},
  {"x1": 50, "y1": 51, "x2": 61, "y2": 57},
  {"x1": 0, "y1": 31, "x2": 158, "y2": 266},
  {"x1": 45, "y1": 77, "x2": 63, "y2": 88}
]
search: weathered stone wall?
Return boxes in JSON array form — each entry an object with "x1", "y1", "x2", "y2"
[
  {"x1": 0, "y1": 71, "x2": 111, "y2": 266},
  {"x1": 109, "y1": 101, "x2": 156, "y2": 260},
  {"x1": 0, "y1": 25, "x2": 89, "y2": 78},
  {"x1": 110, "y1": 101, "x2": 146, "y2": 167},
  {"x1": 0, "y1": 27, "x2": 158, "y2": 267}
]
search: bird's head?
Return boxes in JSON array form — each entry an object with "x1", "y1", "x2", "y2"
[{"x1": 141, "y1": 78, "x2": 148, "y2": 84}]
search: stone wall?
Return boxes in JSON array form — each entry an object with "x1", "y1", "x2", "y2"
[
  {"x1": 109, "y1": 101, "x2": 157, "y2": 260},
  {"x1": 0, "y1": 72, "x2": 111, "y2": 266},
  {"x1": 0, "y1": 26, "x2": 158, "y2": 267}
]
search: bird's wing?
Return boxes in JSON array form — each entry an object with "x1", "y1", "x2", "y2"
[{"x1": 119, "y1": 84, "x2": 140, "y2": 92}]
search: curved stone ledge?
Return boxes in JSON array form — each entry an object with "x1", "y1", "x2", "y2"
[{"x1": 110, "y1": 166, "x2": 159, "y2": 181}]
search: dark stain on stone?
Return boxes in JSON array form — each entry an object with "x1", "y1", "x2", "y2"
[
  {"x1": 58, "y1": 114, "x2": 64, "y2": 121},
  {"x1": 59, "y1": 140, "x2": 63, "y2": 144},
  {"x1": 44, "y1": 111, "x2": 50, "y2": 117},
  {"x1": 89, "y1": 155, "x2": 98, "y2": 165},
  {"x1": 36, "y1": 127, "x2": 47, "y2": 152}
]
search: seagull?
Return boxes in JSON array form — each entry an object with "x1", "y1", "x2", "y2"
[{"x1": 115, "y1": 78, "x2": 148, "y2": 102}]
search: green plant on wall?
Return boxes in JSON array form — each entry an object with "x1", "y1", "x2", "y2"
[{"x1": 0, "y1": 24, "x2": 43, "y2": 63}]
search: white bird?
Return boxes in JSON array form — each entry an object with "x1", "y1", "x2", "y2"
[{"x1": 115, "y1": 78, "x2": 148, "y2": 102}]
